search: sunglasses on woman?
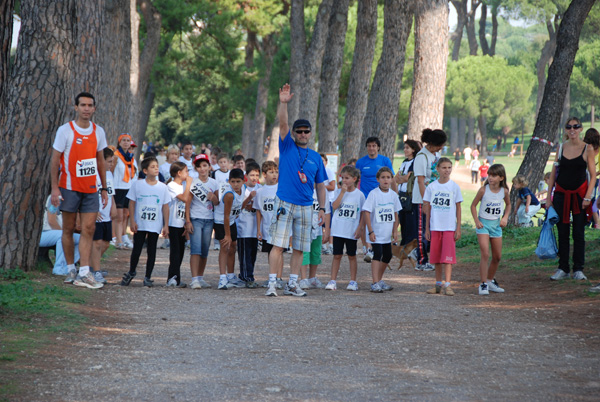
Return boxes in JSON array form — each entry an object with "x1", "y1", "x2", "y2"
[{"x1": 565, "y1": 124, "x2": 582, "y2": 130}]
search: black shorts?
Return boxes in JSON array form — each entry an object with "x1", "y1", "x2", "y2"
[
  {"x1": 59, "y1": 188, "x2": 99, "y2": 213},
  {"x1": 372, "y1": 243, "x2": 392, "y2": 264},
  {"x1": 262, "y1": 241, "x2": 273, "y2": 254},
  {"x1": 214, "y1": 223, "x2": 238, "y2": 242},
  {"x1": 114, "y1": 189, "x2": 130, "y2": 209},
  {"x1": 93, "y1": 221, "x2": 112, "y2": 242},
  {"x1": 332, "y1": 236, "x2": 357, "y2": 256}
]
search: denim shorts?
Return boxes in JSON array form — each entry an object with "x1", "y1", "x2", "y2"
[
  {"x1": 190, "y1": 218, "x2": 213, "y2": 257},
  {"x1": 476, "y1": 217, "x2": 503, "y2": 238}
]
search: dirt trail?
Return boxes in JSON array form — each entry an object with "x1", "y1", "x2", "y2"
[{"x1": 12, "y1": 245, "x2": 600, "y2": 401}]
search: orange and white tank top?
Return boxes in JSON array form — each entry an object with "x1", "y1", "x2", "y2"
[{"x1": 59, "y1": 122, "x2": 99, "y2": 193}]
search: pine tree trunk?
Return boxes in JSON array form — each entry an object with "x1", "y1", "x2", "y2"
[
  {"x1": 591, "y1": 104, "x2": 595, "y2": 128},
  {"x1": 129, "y1": 0, "x2": 161, "y2": 153},
  {"x1": 317, "y1": 0, "x2": 350, "y2": 154},
  {"x1": 479, "y1": 3, "x2": 489, "y2": 56},
  {"x1": 0, "y1": 0, "x2": 14, "y2": 99},
  {"x1": 458, "y1": 118, "x2": 466, "y2": 150},
  {"x1": 241, "y1": 31, "x2": 256, "y2": 157},
  {"x1": 535, "y1": 19, "x2": 558, "y2": 119},
  {"x1": 509, "y1": 0, "x2": 596, "y2": 224},
  {"x1": 340, "y1": 0, "x2": 377, "y2": 164},
  {"x1": 467, "y1": 117, "x2": 474, "y2": 147},
  {"x1": 361, "y1": 0, "x2": 413, "y2": 160},
  {"x1": 0, "y1": 0, "x2": 80, "y2": 270},
  {"x1": 450, "y1": 0, "x2": 467, "y2": 61},
  {"x1": 249, "y1": 34, "x2": 277, "y2": 164},
  {"x1": 298, "y1": 0, "x2": 334, "y2": 148},
  {"x1": 450, "y1": 117, "x2": 458, "y2": 151},
  {"x1": 406, "y1": 0, "x2": 449, "y2": 140},
  {"x1": 465, "y1": 1, "x2": 479, "y2": 56},
  {"x1": 288, "y1": 0, "x2": 306, "y2": 126},
  {"x1": 94, "y1": 0, "x2": 132, "y2": 145}
]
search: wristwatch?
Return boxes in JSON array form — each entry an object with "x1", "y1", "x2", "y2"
[
  {"x1": 319, "y1": 207, "x2": 325, "y2": 211},
  {"x1": 100, "y1": 188, "x2": 108, "y2": 192}
]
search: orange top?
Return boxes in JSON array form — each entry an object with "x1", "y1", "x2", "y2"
[{"x1": 59, "y1": 122, "x2": 99, "y2": 193}]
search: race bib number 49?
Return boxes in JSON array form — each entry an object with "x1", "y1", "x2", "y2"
[{"x1": 77, "y1": 158, "x2": 97, "y2": 177}]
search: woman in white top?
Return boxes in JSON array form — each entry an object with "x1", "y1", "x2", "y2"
[{"x1": 113, "y1": 134, "x2": 138, "y2": 249}]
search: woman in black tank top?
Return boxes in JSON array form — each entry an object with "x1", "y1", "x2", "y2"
[{"x1": 546, "y1": 117, "x2": 596, "y2": 281}]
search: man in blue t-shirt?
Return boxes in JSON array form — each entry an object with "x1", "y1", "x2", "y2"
[
  {"x1": 355, "y1": 137, "x2": 395, "y2": 261},
  {"x1": 265, "y1": 83, "x2": 328, "y2": 298}
]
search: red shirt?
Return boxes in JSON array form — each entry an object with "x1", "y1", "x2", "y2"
[{"x1": 479, "y1": 165, "x2": 489, "y2": 178}]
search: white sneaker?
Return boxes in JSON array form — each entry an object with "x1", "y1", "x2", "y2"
[
  {"x1": 478, "y1": 283, "x2": 489, "y2": 295},
  {"x1": 275, "y1": 278, "x2": 285, "y2": 289},
  {"x1": 589, "y1": 283, "x2": 600, "y2": 293},
  {"x1": 572, "y1": 271, "x2": 587, "y2": 281},
  {"x1": 346, "y1": 281, "x2": 358, "y2": 291},
  {"x1": 110, "y1": 237, "x2": 117, "y2": 247},
  {"x1": 64, "y1": 268, "x2": 77, "y2": 284},
  {"x1": 308, "y1": 277, "x2": 326, "y2": 289},
  {"x1": 190, "y1": 280, "x2": 202, "y2": 289},
  {"x1": 325, "y1": 280, "x2": 337, "y2": 290},
  {"x1": 218, "y1": 277, "x2": 228, "y2": 290},
  {"x1": 166, "y1": 276, "x2": 178, "y2": 287},
  {"x1": 265, "y1": 281, "x2": 278, "y2": 297},
  {"x1": 408, "y1": 248, "x2": 418, "y2": 262},
  {"x1": 123, "y1": 237, "x2": 134, "y2": 249},
  {"x1": 550, "y1": 269, "x2": 569, "y2": 280},
  {"x1": 283, "y1": 282, "x2": 307, "y2": 297},
  {"x1": 422, "y1": 263, "x2": 435, "y2": 271},
  {"x1": 364, "y1": 249, "x2": 373, "y2": 263},
  {"x1": 487, "y1": 281, "x2": 504, "y2": 293},
  {"x1": 197, "y1": 279, "x2": 211, "y2": 288},
  {"x1": 94, "y1": 271, "x2": 107, "y2": 285},
  {"x1": 378, "y1": 280, "x2": 393, "y2": 291},
  {"x1": 214, "y1": 242, "x2": 220, "y2": 250},
  {"x1": 73, "y1": 272, "x2": 103, "y2": 289},
  {"x1": 361, "y1": 246, "x2": 367, "y2": 255},
  {"x1": 321, "y1": 244, "x2": 331, "y2": 255},
  {"x1": 226, "y1": 277, "x2": 246, "y2": 288},
  {"x1": 299, "y1": 279, "x2": 310, "y2": 290}
]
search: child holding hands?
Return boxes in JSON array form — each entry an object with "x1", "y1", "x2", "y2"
[{"x1": 423, "y1": 157, "x2": 463, "y2": 296}]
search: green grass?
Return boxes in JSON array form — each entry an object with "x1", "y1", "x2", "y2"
[{"x1": 0, "y1": 268, "x2": 91, "y2": 399}]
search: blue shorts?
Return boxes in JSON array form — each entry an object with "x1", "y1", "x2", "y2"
[
  {"x1": 476, "y1": 217, "x2": 502, "y2": 238},
  {"x1": 190, "y1": 218, "x2": 213, "y2": 257},
  {"x1": 60, "y1": 188, "x2": 99, "y2": 214}
]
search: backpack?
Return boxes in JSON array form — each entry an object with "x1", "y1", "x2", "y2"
[{"x1": 398, "y1": 159, "x2": 417, "y2": 210}]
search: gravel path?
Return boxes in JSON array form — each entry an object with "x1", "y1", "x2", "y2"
[{"x1": 24, "y1": 246, "x2": 600, "y2": 401}]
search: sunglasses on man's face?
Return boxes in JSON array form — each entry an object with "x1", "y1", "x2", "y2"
[
  {"x1": 295, "y1": 130, "x2": 311, "y2": 134},
  {"x1": 565, "y1": 124, "x2": 582, "y2": 130}
]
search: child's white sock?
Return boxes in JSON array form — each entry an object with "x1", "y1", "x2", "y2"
[
  {"x1": 269, "y1": 273, "x2": 277, "y2": 282},
  {"x1": 289, "y1": 274, "x2": 299, "y2": 284},
  {"x1": 444, "y1": 281, "x2": 451, "y2": 287},
  {"x1": 226, "y1": 273, "x2": 236, "y2": 280},
  {"x1": 219, "y1": 274, "x2": 227, "y2": 281},
  {"x1": 67, "y1": 264, "x2": 76, "y2": 273},
  {"x1": 192, "y1": 276, "x2": 201, "y2": 282}
]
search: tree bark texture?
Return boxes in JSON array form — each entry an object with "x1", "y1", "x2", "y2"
[
  {"x1": 479, "y1": 2, "x2": 498, "y2": 56},
  {"x1": 129, "y1": 0, "x2": 162, "y2": 153},
  {"x1": 340, "y1": 0, "x2": 377, "y2": 164},
  {"x1": 406, "y1": 0, "x2": 449, "y2": 141},
  {"x1": 465, "y1": 0, "x2": 480, "y2": 56},
  {"x1": 0, "y1": 0, "x2": 79, "y2": 270},
  {"x1": 0, "y1": 0, "x2": 14, "y2": 99},
  {"x1": 450, "y1": 117, "x2": 458, "y2": 151},
  {"x1": 93, "y1": 0, "x2": 132, "y2": 145},
  {"x1": 509, "y1": 0, "x2": 596, "y2": 224},
  {"x1": 249, "y1": 34, "x2": 278, "y2": 164},
  {"x1": 241, "y1": 30, "x2": 256, "y2": 157},
  {"x1": 458, "y1": 117, "x2": 466, "y2": 150},
  {"x1": 361, "y1": 0, "x2": 413, "y2": 160},
  {"x1": 297, "y1": 0, "x2": 334, "y2": 149},
  {"x1": 450, "y1": 0, "x2": 467, "y2": 61},
  {"x1": 535, "y1": 18, "x2": 558, "y2": 119},
  {"x1": 317, "y1": 0, "x2": 350, "y2": 154},
  {"x1": 287, "y1": 0, "x2": 306, "y2": 126}
]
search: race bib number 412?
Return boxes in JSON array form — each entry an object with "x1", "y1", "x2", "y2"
[{"x1": 140, "y1": 205, "x2": 158, "y2": 222}]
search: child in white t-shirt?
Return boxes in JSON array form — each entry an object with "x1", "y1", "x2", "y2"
[
  {"x1": 363, "y1": 167, "x2": 402, "y2": 293},
  {"x1": 214, "y1": 168, "x2": 245, "y2": 290},
  {"x1": 236, "y1": 162, "x2": 262, "y2": 287},
  {"x1": 326, "y1": 166, "x2": 365, "y2": 291},
  {"x1": 121, "y1": 157, "x2": 172, "y2": 287},
  {"x1": 90, "y1": 148, "x2": 117, "y2": 285},
  {"x1": 423, "y1": 157, "x2": 463, "y2": 296},
  {"x1": 165, "y1": 161, "x2": 192, "y2": 288},
  {"x1": 160, "y1": 144, "x2": 180, "y2": 182},
  {"x1": 299, "y1": 189, "x2": 331, "y2": 290},
  {"x1": 254, "y1": 161, "x2": 282, "y2": 287},
  {"x1": 186, "y1": 154, "x2": 219, "y2": 289}
]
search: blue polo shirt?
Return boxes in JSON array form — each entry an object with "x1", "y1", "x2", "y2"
[
  {"x1": 356, "y1": 154, "x2": 394, "y2": 197},
  {"x1": 276, "y1": 132, "x2": 327, "y2": 206}
]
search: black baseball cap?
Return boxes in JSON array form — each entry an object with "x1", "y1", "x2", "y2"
[{"x1": 292, "y1": 119, "x2": 312, "y2": 131}]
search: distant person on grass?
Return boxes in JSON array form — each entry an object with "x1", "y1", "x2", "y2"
[
  {"x1": 50, "y1": 91, "x2": 108, "y2": 289},
  {"x1": 264, "y1": 83, "x2": 327, "y2": 298}
]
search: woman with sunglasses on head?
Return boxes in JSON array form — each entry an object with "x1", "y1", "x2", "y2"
[{"x1": 546, "y1": 117, "x2": 596, "y2": 281}]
